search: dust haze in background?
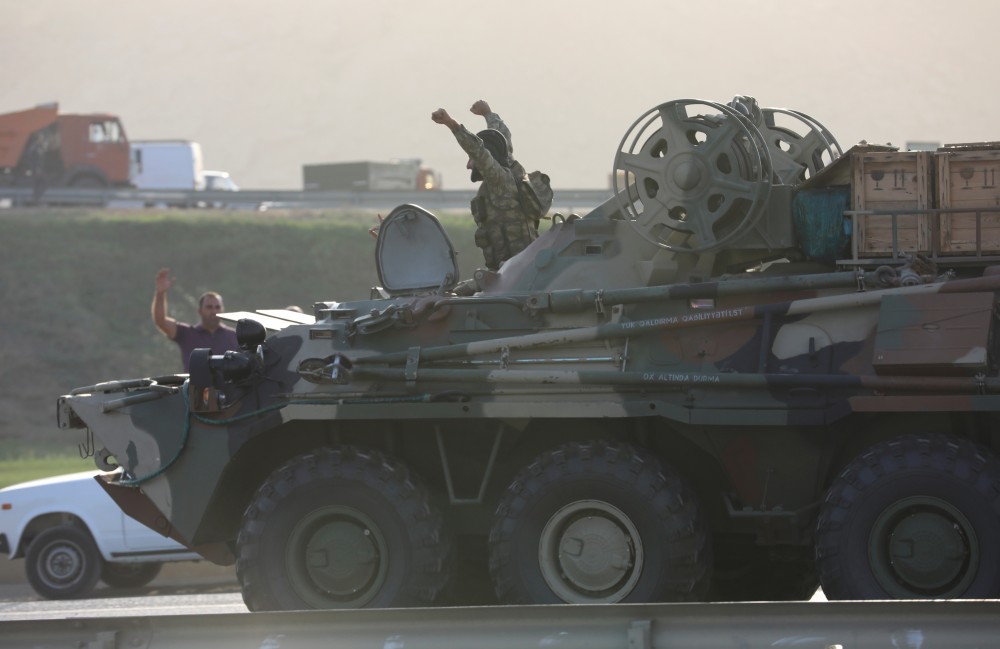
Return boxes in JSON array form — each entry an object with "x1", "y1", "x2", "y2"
[{"x1": 1, "y1": 0, "x2": 994, "y2": 190}]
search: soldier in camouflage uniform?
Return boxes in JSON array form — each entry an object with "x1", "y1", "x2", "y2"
[{"x1": 432, "y1": 100, "x2": 538, "y2": 271}]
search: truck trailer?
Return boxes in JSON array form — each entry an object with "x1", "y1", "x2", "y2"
[{"x1": 303, "y1": 159, "x2": 439, "y2": 192}]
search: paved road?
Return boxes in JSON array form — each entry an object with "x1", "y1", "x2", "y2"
[
  {"x1": 0, "y1": 560, "x2": 248, "y2": 619},
  {"x1": 0, "y1": 556, "x2": 828, "y2": 621}
]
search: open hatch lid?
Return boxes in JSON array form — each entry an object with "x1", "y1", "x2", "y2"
[{"x1": 376, "y1": 204, "x2": 459, "y2": 295}]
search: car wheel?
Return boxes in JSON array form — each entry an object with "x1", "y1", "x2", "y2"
[
  {"x1": 236, "y1": 446, "x2": 455, "y2": 611},
  {"x1": 100, "y1": 562, "x2": 163, "y2": 589},
  {"x1": 817, "y1": 434, "x2": 1000, "y2": 599},
  {"x1": 25, "y1": 526, "x2": 102, "y2": 599},
  {"x1": 489, "y1": 440, "x2": 711, "y2": 604}
]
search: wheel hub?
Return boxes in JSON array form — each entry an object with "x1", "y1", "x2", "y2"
[
  {"x1": 557, "y1": 516, "x2": 632, "y2": 592},
  {"x1": 888, "y1": 511, "x2": 968, "y2": 590},
  {"x1": 869, "y1": 496, "x2": 978, "y2": 597},
  {"x1": 669, "y1": 156, "x2": 706, "y2": 193},
  {"x1": 287, "y1": 506, "x2": 388, "y2": 607},
  {"x1": 46, "y1": 547, "x2": 81, "y2": 581},
  {"x1": 305, "y1": 519, "x2": 380, "y2": 597},
  {"x1": 539, "y1": 500, "x2": 643, "y2": 603}
]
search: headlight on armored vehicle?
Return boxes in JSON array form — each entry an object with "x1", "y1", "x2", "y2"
[
  {"x1": 189, "y1": 348, "x2": 258, "y2": 387},
  {"x1": 187, "y1": 318, "x2": 268, "y2": 390},
  {"x1": 236, "y1": 318, "x2": 267, "y2": 350}
]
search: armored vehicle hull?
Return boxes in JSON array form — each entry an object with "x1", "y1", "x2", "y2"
[{"x1": 60, "y1": 98, "x2": 1000, "y2": 609}]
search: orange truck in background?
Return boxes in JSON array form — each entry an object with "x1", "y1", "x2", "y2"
[{"x1": 0, "y1": 102, "x2": 131, "y2": 189}]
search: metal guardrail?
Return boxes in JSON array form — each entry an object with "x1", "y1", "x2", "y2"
[
  {"x1": 0, "y1": 187, "x2": 612, "y2": 213},
  {"x1": 1, "y1": 600, "x2": 998, "y2": 649}
]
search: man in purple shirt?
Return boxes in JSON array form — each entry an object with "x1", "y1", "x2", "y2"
[{"x1": 151, "y1": 267, "x2": 239, "y2": 372}]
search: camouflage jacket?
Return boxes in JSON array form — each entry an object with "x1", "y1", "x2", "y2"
[{"x1": 453, "y1": 112, "x2": 538, "y2": 271}]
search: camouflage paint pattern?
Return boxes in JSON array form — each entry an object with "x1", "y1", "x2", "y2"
[{"x1": 57, "y1": 98, "x2": 1000, "y2": 609}]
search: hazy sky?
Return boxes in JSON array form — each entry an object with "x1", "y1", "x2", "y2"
[{"x1": 2, "y1": 0, "x2": 997, "y2": 190}]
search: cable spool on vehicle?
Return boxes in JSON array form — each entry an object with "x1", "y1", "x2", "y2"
[
  {"x1": 613, "y1": 99, "x2": 773, "y2": 253},
  {"x1": 756, "y1": 104, "x2": 842, "y2": 184}
]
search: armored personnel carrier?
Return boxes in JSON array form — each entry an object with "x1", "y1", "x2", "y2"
[{"x1": 59, "y1": 97, "x2": 1000, "y2": 610}]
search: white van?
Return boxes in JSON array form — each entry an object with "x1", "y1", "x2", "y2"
[{"x1": 130, "y1": 140, "x2": 205, "y2": 190}]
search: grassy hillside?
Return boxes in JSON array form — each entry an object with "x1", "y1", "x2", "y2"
[{"x1": 0, "y1": 207, "x2": 480, "y2": 458}]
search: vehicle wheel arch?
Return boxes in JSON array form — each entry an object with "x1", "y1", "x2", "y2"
[
  {"x1": 482, "y1": 419, "x2": 629, "y2": 488},
  {"x1": 17, "y1": 512, "x2": 90, "y2": 558},
  {"x1": 818, "y1": 413, "x2": 984, "y2": 493},
  {"x1": 63, "y1": 166, "x2": 109, "y2": 188},
  {"x1": 197, "y1": 420, "x2": 337, "y2": 545},
  {"x1": 642, "y1": 419, "x2": 732, "y2": 518},
  {"x1": 423, "y1": 415, "x2": 728, "y2": 518},
  {"x1": 201, "y1": 418, "x2": 408, "y2": 547}
]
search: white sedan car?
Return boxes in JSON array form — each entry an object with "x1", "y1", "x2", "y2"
[{"x1": 0, "y1": 470, "x2": 201, "y2": 599}]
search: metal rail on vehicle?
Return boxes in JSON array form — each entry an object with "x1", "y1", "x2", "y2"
[
  {"x1": 0, "y1": 600, "x2": 998, "y2": 649},
  {"x1": 840, "y1": 206, "x2": 1000, "y2": 267}
]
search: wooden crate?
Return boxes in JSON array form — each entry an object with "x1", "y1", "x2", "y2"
[
  {"x1": 852, "y1": 150, "x2": 932, "y2": 257},
  {"x1": 936, "y1": 144, "x2": 1000, "y2": 254}
]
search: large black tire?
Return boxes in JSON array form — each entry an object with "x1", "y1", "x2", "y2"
[
  {"x1": 100, "y1": 561, "x2": 162, "y2": 589},
  {"x1": 488, "y1": 440, "x2": 711, "y2": 604},
  {"x1": 236, "y1": 446, "x2": 455, "y2": 611},
  {"x1": 68, "y1": 175, "x2": 107, "y2": 207},
  {"x1": 24, "y1": 526, "x2": 103, "y2": 599},
  {"x1": 817, "y1": 434, "x2": 1000, "y2": 599}
]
